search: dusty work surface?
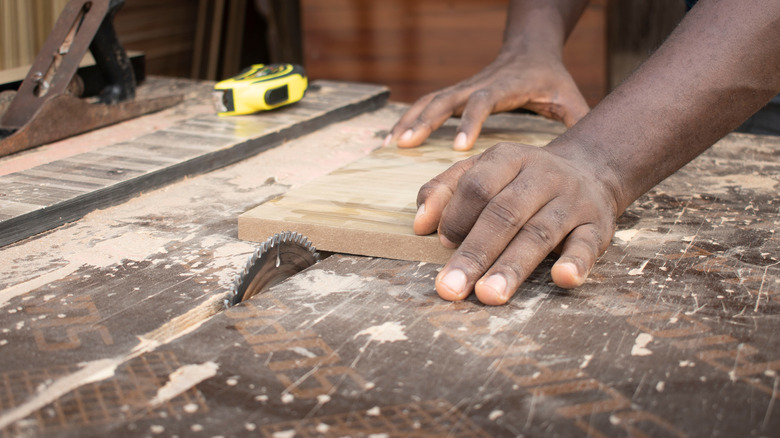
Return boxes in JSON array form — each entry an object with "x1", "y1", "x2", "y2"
[
  {"x1": 0, "y1": 77, "x2": 388, "y2": 248},
  {"x1": 0, "y1": 96, "x2": 779, "y2": 437}
]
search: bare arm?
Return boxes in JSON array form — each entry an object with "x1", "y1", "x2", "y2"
[
  {"x1": 385, "y1": 0, "x2": 590, "y2": 151},
  {"x1": 415, "y1": 0, "x2": 780, "y2": 305}
]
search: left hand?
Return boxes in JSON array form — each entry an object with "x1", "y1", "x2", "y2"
[
  {"x1": 414, "y1": 141, "x2": 620, "y2": 305},
  {"x1": 384, "y1": 50, "x2": 589, "y2": 151}
]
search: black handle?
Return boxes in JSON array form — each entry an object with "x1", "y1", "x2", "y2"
[{"x1": 89, "y1": 0, "x2": 135, "y2": 104}]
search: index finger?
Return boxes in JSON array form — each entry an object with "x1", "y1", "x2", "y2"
[
  {"x1": 413, "y1": 155, "x2": 478, "y2": 236},
  {"x1": 384, "y1": 93, "x2": 437, "y2": 147}
]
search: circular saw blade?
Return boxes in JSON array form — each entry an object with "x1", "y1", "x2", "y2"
[{"x1": 226, "y1": 231, "x2": 319, "y2": 308}]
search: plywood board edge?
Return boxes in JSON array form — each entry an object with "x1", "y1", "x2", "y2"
[{"x1": 237, "y1": 214, "x2": 452, "y2": 264}]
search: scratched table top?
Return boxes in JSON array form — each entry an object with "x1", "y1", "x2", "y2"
[{"x1": 0, "y1": 78, "x2": 778, "y2": 438}]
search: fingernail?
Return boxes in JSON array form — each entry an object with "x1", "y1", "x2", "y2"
[
  {"x1": 454, "y1": 132, "x2": 468, "y2": 150},
  {"x1": 400, "y1": 129, "x2": 413, "y2": 142},
  {"x1": 551, "y1": 261, "x2": 585, "y2": 289},
  {"x1": 415, "y1": 203, "x2": 425, "y2": 222},
  {"x1": 382, "y1": 134, "x2": 392, "y2": 147},
  {"x1": 480, "y1": 274, "x2": 508, "y2": 302},
  {"x1": 439, "y1": 269, "x2": 467, "y2": 299}
]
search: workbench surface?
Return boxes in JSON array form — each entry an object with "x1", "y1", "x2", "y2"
[{"x1": 0, "y1": 79, "x2": 778, "y2": 437}]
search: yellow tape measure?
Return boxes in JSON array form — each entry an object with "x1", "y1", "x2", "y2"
[{"x1": 212, "y1": 64, "x2": 307, "y2": 116}]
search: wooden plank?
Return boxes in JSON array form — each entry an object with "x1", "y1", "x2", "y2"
[
  {"x1": 238, "y1": 127, "x2": 558, "y2": 263},
  {"x1": 0, "y1": 78, "x2": 389, "y2": 248},
  {"x1": 0, "y1": 200, "x2": 39, "y2": 220}
]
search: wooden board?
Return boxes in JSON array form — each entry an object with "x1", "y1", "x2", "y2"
[
  {"x1": 0, "y1": 78, "x2": 388, "y2": 248},
  {"x1": 238, "y1": 126, "x2": 559, "y2": 263}
]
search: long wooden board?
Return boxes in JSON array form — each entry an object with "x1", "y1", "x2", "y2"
[
  {"x1": 238, "y1": 127, "x2": 558, "y2": 262},
  {"x1": 0, "y1": 78, "x2": 388, "y2": 247}
]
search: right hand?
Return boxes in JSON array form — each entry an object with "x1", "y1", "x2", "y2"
[
  {"x1": 384, "y1": 51, "x2": 590, "y2": 151},
  {"x1": 413, "y1": 141, "x2": 620, "y2": 305}
]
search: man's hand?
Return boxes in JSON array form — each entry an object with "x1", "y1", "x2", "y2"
[
  {"x1": 384, "y1": 52, "x2": 589, "y2": 151},
  {"x1": 410, "y1": 0, "x2": 780, "y2": 306},
  {"x1": 383, "y1": 0, "x2": 592, "y2": 151},
  {"x1": 413, "y1": 142, "x2": 619, "y2": 305}
]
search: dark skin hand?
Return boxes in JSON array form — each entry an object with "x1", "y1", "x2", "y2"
[
  {"x1": 384, "y1": 0, "x2": 590, "y2": 151},
  {"x1": 414, "y1": 0, "x2": 780, "y2": 305}
]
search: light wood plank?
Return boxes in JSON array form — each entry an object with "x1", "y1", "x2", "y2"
[{"x1": 238, "y1": 129, "x2": 557, "y2": 263}]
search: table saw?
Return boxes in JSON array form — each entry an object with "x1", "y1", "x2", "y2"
[{"x1": 0, "y1": 77, "x2": 778, "y2": 437}]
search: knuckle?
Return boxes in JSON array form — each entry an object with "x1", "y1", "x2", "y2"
[
  {"x1": 455, "y1": 248, "x2": 491, "y2": 273},
  {"x1": 502, "y1": 262, "x2": 528, "y2": 284},
  {"x1": 522, "y1": 220, "x2": 558, "y2": 250},
  {"x1": 417, "y1": 179, "x2": 447, "y2": 204},
  {"x1": 485, "y1": 142, "x2": 518, "y2": 156},
  {"x1": 457, "y1": 172, "x2": 495, "y2": 205},
  {"x1": 550, "y1": 206, "x2": 569, "y2": 228},
  {"x1": 438, "y1": 221, "x2": 469, "y2": 246},
  {"x1": 484, "y1": 200, "x2": 523, "y2": 230},
  {"x1": 413, "y1": 117, "x2": 434, "y2": 132},
  {"x1": 469, "y1": 88, "x2": 493, "y2": 102},
  {"x1": 427, "y1": 93, "x2": 454, "y2": 111},
  {"x1": 416, "y1": 181, "x2": 437, "y2": 203},
  {"x1": 572, "y1": 230, "x2": 600, "y2": 255}
]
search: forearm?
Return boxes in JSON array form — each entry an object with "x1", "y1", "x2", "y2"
[
  {"x1": 547, "y1": 0, "x2": 780, "y2": 212},
  {"x1": 502, "y1": 0, "x2": 589, "y2": 55}
]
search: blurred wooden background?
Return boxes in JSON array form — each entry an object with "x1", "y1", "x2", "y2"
[
  {"x1": 0, "y1": 0, "x2": 685, "y2": 106},
  {"x1": 302, "y1": 0, "x2": 608, "y2": 105}
]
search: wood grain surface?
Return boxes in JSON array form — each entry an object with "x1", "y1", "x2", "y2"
[
  {"x1": 0, "y1": 78, "x2": 388, "y2": 248},
  {"x1": 238, "y1": 126, "x2": 558, "y2": 263}
]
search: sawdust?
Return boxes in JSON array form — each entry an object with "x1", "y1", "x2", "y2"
[
  {"x1": 631, "y1": 333, "x2": 654, "y2": 356},
  {"x1": 614, "y1": 229, "x2": 639, "y2": 243},
  {"x1": 511, "y1": 293, "x2": 547, "y2": 324},
  {"x1": 140, "y1": 295, "x2": 224, "y2": 345},
  {"x1": 149, "y1": 362, "x2": 219, "y2": 407},
  {"x1": 285, "y1": 270, "x2": 374, "y2": 298},
  {"x1": 354, "y1": 321, "x2": 408, "y2": 344}
]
